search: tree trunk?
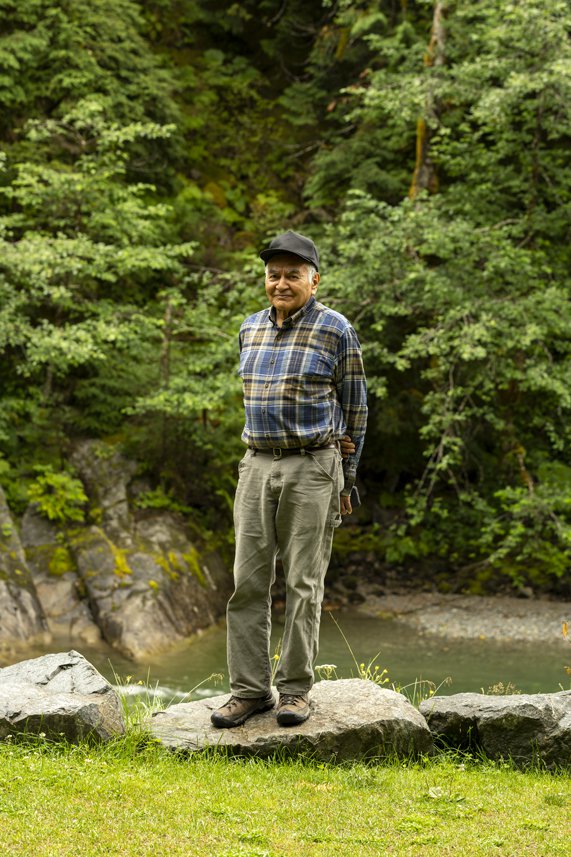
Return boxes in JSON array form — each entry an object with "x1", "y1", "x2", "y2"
[{"x1": 409, "y1": 1, "x2": 446, "y2": 199}]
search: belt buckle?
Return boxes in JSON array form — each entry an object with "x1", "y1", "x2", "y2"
[{"x1": 272, "y1": 448, "x2": 282, "y2": 460}]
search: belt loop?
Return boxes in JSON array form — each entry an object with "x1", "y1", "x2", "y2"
[
  {"x1": 300, "y1": 449, "x2": 306, "y2": 456},
  {"x1": 273, "y1": 448, "x2": 282, "y2": 460}
]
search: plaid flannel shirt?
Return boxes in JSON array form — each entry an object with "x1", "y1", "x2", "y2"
[{"x1": 238, "y1": 295, "x2": 367, "y2": 494}]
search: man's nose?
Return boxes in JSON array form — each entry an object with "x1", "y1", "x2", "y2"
[{"x1": 275, "y1": 275, "x2": 289, "y2": 290}]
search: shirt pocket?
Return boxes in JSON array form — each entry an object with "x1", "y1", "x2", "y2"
[
  {"x1": 289, "y1": 349, "x2": 335, "y2": 379},
  {"x1": 281, "y1": 351, "x2": 335, "y2": 401}
]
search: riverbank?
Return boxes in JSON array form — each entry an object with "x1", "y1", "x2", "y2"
[
  {"x1": 353, "y1": 587, "x2": 571, "y2": 644},
  {"x1": 2, "y1": 586, "x2": 570, "y2": 701}
]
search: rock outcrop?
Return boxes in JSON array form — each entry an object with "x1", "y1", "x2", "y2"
[
  {"x1": 67, "y1": 513, "x2": 231, "y2": 661},
  {"x1": 21, "y1": 508, "x2": 101, "y2": 646},
  {"x1": 420, "y1": 691, "x2": 571, "y2": 767},
  {"x1": 15, "y1": 439, "x2": 233, "y2": 661},
  {"x1": 0, "y1": 650, "x2": 125, "y2": 742},
  {"x1": 70, "y1": 440, "x2": 137, "y2": 542},
  {"x1": 0, "y1": 486, "x2": 49, "y2": 649},
  {"x1": 149, "y1": 678, "x2": 434, "y2": 761}
]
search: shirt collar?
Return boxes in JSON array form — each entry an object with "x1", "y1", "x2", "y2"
[{"x1": 268, "y1": 295, "x2": 316, "y2": 328}]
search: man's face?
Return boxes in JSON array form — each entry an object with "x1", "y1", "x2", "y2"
[{"x1": 265, "y1": 253, "x2": 320, "y2": 321}]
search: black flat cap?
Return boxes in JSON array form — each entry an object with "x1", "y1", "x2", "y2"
[{"x1": 259, "y1": 230, "x2": 320, "y2": 271}]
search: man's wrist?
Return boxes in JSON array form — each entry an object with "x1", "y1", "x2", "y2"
[
  {"x1": 341, "y1": 484, "x2": 361, "y2": 508},
  {"x1": 342, "y1": 473, "x2": 356, "y2": 495}
]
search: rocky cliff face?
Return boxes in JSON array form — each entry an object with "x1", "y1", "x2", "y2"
[
  {"x1": 1, "y1": 441, "x2": 233, "y2": 661},
  {"x1": 0, "y1": 486, "x2": 49, "y2": 648}
]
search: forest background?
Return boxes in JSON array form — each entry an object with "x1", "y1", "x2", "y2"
[{"x1": 1, "y1": 0, "x2": 570, "y2": 597}]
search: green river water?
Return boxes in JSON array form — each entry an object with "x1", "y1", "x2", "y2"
[{"x1": 17, "y1": 609, "x2": 569, "y2": 704}]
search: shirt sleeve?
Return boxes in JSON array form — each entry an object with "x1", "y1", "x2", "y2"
[{"x1": 334, "y1": 325, "x2": 368, "y2": 495}]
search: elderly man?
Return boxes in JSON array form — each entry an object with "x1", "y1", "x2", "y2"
[{"x1": 211, "y1": 230, "x2": 367, "y2": 728}]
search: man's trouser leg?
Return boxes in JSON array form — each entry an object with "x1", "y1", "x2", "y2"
[
  {"x1": 227, "y1": 451, "x2": 277, "y2": 697},
  {"x1": 274, "y1": 449, "x2": 343, "y2": 694}
]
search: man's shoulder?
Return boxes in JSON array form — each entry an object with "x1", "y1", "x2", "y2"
[
  {"x1": 240, "y1": 308, "x2": 270, "y2": 331},
  {"x1": 311, "y1": 301, "x2": 354, "y2": 333}
]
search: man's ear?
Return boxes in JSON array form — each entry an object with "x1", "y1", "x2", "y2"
[{"x1": 312, "y1": 272, "x2": 321, "y2": 293}]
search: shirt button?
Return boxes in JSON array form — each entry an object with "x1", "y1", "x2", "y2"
[{"x1": 265, "y1": 382, "x2": 270, "y2": 388}]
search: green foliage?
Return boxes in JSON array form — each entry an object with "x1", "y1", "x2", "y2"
[
  {"x1": 27, "y1": 467, "x2": 88, "y2": 523},
  {"x1": 134, "y1": 487, "x2": 189, "y2": 513},
  {"x1": 1, "y1": 0, "x2": 571, "y2": 593},
  {"x1": 0, "y1": 97, "x2": 195, "y2": 446},
  {"x1": 318, "y1": 0, "x2": 571, "y2": 589},
  {"x1": 300, "y1": 0, "x2": 431, "y2": 208},
  {"x1": 0, "y1": 0, "x2": 180, "y2": 167}
]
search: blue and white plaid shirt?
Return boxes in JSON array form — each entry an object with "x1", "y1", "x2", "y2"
[{"x1": 238, "y1": 296, "x2": 367, "y2": 494}]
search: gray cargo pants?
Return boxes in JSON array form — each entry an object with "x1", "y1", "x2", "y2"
[{"x1": 227, "y1": 446, "x2": 343, "y2": 697}]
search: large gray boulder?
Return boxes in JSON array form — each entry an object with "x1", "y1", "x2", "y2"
[
  {"x1": 420, "y1": 691, "x2": 571, "y2": 767},
  {"x1": 0, "y1": 486, "x2": 49, "y2": 648},
  {"x1": 149, "y1": 679, "x2": 433, "y2": 762},
  {"x1": 0, "y1": 650, "x2": 125, "y2": 742}
]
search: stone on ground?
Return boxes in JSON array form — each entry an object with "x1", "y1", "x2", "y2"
[
  {"x1": 149, "y1": 678, "x2": 433, "y2": 762},
  {"x1": 0, "y1": 650, "x2": 126, "y2": 742},
  {"x1": 420, "y1": 691, "x2": 571, "y2": 767}
]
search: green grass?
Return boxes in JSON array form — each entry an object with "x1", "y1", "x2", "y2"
[{"x1": 0, "y1": 735, "x2": 569, "y2": 856}]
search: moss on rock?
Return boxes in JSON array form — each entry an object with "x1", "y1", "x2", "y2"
[
  {"x1": 47, "y1": 545, "x2": 76, "y2": 577},
  {"x1": 182, "y1": 546, "x2": 207, "y2": 587}
]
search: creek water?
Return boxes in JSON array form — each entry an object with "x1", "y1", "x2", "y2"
[{"x1": 16, "y1": 609, "x2": 569, "y2": 704}]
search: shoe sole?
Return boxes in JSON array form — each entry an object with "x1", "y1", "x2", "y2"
[
  {"x1": 211, "y1": 698, "x2": 274, "y2": 729},
  {"x1": 276, "y1": 709, "x2": 310, "y2": 727}
]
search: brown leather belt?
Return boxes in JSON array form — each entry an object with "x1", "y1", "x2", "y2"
[{"x1": 250, "y1": 443, "x2": 338, "y2": 458}]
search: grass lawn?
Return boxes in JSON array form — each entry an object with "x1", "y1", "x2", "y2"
[{"x1": 0, "y1": 734, "x2": 569, "y2": 857}]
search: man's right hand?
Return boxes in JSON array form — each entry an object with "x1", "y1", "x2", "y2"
[
  {"x1": 339, "y1": 434, "x2": 355, "y2": 459},
  {"x1": 340, "y1": 493, "x2": 352, "y2": 516}
]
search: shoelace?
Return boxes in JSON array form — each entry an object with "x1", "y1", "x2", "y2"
[
  {"x1": 279, "y1": 694, "x2": 305, "y2": 707},
  {"x1": 223, "y1": 695, "x2": 269, "y2": 709}
]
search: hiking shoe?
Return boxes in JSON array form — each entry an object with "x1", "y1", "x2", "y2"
[
  {"x1": 276, "y1": 693, "x2": 310, "y2": 726},
  {"x1": 210, "y1": 693, "x2": 274, "y2": 728}
]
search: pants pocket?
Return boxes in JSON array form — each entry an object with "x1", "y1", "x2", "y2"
[{"x1": 307, "y1": 451, "x2": 338, "y2": 481}]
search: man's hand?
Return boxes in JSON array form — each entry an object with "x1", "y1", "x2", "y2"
[
  {"x1": 340, "y1": 493, "x2": 352, "y2": 516},
  {"x1": 339, "y1": 434, "x2": 355, "y2": 459}
]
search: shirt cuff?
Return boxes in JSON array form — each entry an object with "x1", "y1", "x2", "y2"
[{"x1": 341, "y1": 470, "x2": 356, "y2": 495}]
